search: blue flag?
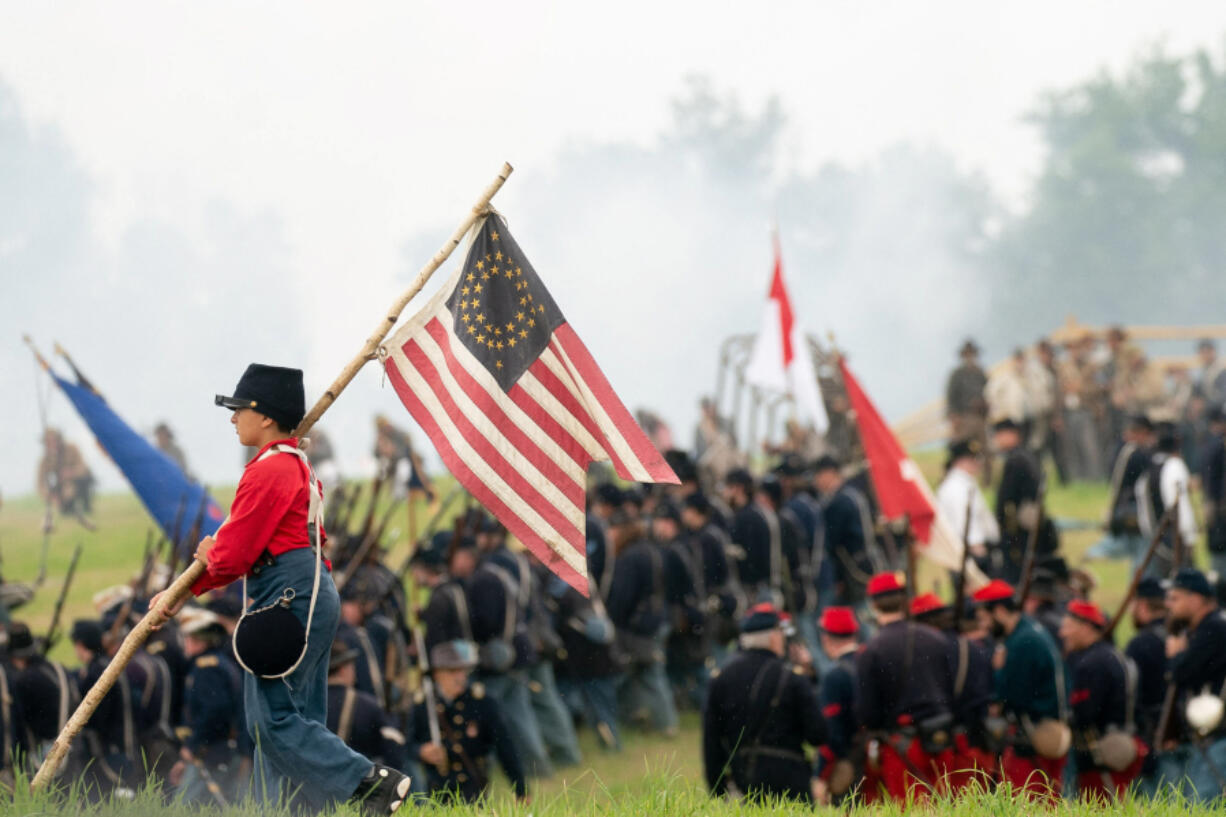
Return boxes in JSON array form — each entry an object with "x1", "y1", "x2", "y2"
[{"x1": 51, "y1": 372, "x2": 224, "y2": 550}]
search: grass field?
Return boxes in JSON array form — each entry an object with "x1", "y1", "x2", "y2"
[{"x1": 0, "y1": 463, "x2": 1215, "y2": 814}]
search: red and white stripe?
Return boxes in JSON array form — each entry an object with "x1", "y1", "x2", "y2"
[{"x1": 384, "y1": 287, "x2": 676, "y2": 594}]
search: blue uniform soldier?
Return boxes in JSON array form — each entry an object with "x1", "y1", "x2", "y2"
[
  {"x1": 973, "y1": 579, "x2": 1069, "y2": 803},
  {"x1": 467, "y1": 520, "x2": 553, "y2": 776},
  {"x1": 1157, "y1": 568, "x2": 1226, "y2": 801},
  {"x1": 71, "y1": 619, "x2": 137, "y2": 799},
  {"x1": 327, "y1": 641, "x2": 408, "y2": 770},
  {"x1": 8, "y1": 621, "x2": 79, "y2": 779},
  {"x1": 814, "y1": 457, "x2": 877, "y2": 608},
  {"x1": 722, "y1": 469, "x2": 780, "y2": 604},
  {"x1": 410, "y1": 640, "x2": 527, "y2": 804},
  {"x1": 413, "y1": 531, "x2": 477, "y2": 653},
  {"x1": 174, "y1": 610, "x2": 244, "y2": 806},
  {"x1": 1059, "y1": 600, "x2": 1144, "y2": 800},
  {"x1": 702, "y1": 602, "x2": 827, "y2": 802},
  {"x1": 680, "y1": 493, "x2": 740, "y2": 659},
  {"x1": 607, "y1": 507, "x2": 691, "y2": 735},
  {"x1": 814, "y1": 606, "x2": 859, "y2": 805}
]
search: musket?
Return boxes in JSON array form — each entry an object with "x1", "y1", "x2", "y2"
[
  {"x1": 324, "y1": 481, "x2": 350, "y2": 533},
  {"x1": 166, "y1": 492, "x2": 189, "y2": 564},
  {"x1": 394, "y1": 485, "x2": 465, "y2": 580},
  {"x1": 1170, "y1": 491, "x2": 1185, "y2": 573},
  {"x1": 902, "y1": 515, "x2": 916, "y2": 614},
  {"x1": 106, "y1": 531, "x2": 157, "y2": 648},
  {"x1": 167, "y1": 489, "x2": 210, "y2": 591},
  {"x1": 412, "y1": 625, "x2": 448, "y2": 777},
  {"x1": 36, "y1": 501, "x2": 52, "y2": 589},
  {"x1": 184, "y1": 750, "x2": 230, "y2": 808},
  {"x1": 1102, "y1": 508, "x2": 1174, "y2": 642},
  {"x1": 1152, "y1": 494, "x2": 1190, "y2": 752},
  {"x1": 336, "y1": 480, "x2": 365, "y2": 539},
  {"x1": 43, "y1": 543, "x2": 84, "y2": 654},
  {"x1": 1014, "y1": 479, "x2": 1048, "y2": 605},
  {"x1": 335, "y1": 496, "x2": 403, "y2": 592},
  {"x1": 952, "y1": 487, "x2": 975, "y2": 628},
  {"x1": 355, "y1": 476, "x2": 387, "y2": 551}
]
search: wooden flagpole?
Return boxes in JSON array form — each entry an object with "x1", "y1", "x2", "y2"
[{"x1": 31, "y1": 161, "x2": 514, "y2": 791}]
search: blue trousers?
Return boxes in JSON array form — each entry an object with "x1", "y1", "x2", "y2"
[
  {"x1": 557, "y1": 675, "x2": 621, "y2": 750},
  {"x1": 525, "y1": 662, "x2": 582, "y2": 767},
  {"x1": 242, "y1": 549, "x2": 372, "y2": 809},
  {"x1": 477, "y1": 671, "x2": 553, "y2": 778},
  {"x1": 618, "y1": 652, "x2": 678, "y2": 735}
]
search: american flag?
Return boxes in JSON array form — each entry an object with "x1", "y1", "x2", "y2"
[{"x1": 383, "y1": 215, "x2": 677, "y2": 593}]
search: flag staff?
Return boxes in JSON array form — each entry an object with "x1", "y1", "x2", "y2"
[{"x1": 31, "y1": 161, "x2": 515, "y2": 791}]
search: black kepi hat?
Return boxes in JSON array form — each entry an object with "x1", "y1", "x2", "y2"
[
  {"x1": 215, "y1": 364, "x2": 306, "y2": 432},
  {"x1": 1169, "y1": 567, "x2": 1214, "y2": 598}
]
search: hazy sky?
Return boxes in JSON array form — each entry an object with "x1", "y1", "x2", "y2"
[{"x1": 4, "y1": 2, "x2": 1226, "y2": 498}]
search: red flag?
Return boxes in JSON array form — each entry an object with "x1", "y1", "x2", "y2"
[
  {"x1": 839, "y1": 358, "x2": 984, "y2": 582},
  {"x1": 383, "y1": 215, "x2": 677, "y2": 594}
]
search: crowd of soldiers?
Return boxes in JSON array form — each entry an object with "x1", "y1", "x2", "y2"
[
  {"x1": 10, "y1": 331, "x2": 1226, "y2": 808},
  {"x1": 946, "y1": 333, "x2": 1226, "y2": 485}
]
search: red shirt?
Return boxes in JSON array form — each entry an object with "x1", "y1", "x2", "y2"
[{"x1": 191, "y1": 438, "x2": 330, "y2": 596}]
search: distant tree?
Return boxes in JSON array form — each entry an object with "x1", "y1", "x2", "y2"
[{"x1": 994, "y1": 45, "x2": 1226, "y2": 333}]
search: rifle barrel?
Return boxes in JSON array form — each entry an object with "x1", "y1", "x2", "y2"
[{"x1": 44, "y1": 543, "x2": 84, "y2": 653}]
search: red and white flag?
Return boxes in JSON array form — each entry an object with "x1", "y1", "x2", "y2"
[
  {"x1": 839, "y1": 358, "x2": 986, "y2": 587},
  {"x1": 382, "y1": 215, "x2": 677, "y2": 593},
  {"x1": 744, "y1": 238, "x2": 828, "y2": 432}
]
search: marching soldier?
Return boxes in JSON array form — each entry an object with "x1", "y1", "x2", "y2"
[
  {"x1": 521, "y1": 551, "x2": 583, "y2": 769},
  {"x1": 702, "y1": 603, "x2": 827, "y2": 802},
  {"x1": 544, "y1": 566, "x2": 622, "y2": 751},
  {"x1": 327, "y1": 642, "x2": 408, "y2": 770},
  {"x1": 856, "y1": 574, "x2": 957, "y2": 803},
  {"x1": 1137, "y1": 422, "x2": 1198, "y2": 579},
  {"x1": 814, "y1": 456, "x2": 877, "y2": 608},
  {"x1": 36, "y1": 428, "x2": 95, "y2": 522},
  {"x1": 101, "y1": 599, "x2": 178, "y2": 782},
  {"x1": 653, "y1": 501, "x2": 709, "y2": 710},
  {"x1": 606, "y1": 507, "x2": 690, "y2": 736},
  {"x1": 755, "y1": 476, "x2": 808, "y2": 624},
  {"x1": 972, "y1": 579, "x2": 1069, "y2": 802},
  {"x1": 679, "y1": 493, "x2": 741, "y2": 660},
  {"x1": 413, "y1": 531, "x2": 478, "y2": 652},
  {"x1": 338, "y1": 582, "x2": 389, "y2": 709},
  {"x1": 8, "y1": 622, "x2": 78, "y2": 774},
  {"x1": 410, "y1": 640, "x2": 527, "y2": 804},
  {"x1": 153, "y1": 422, "x2": 191, "y2": 477},
  {"x1": 174, "y1": 611, "x2": 244, "y2": 806},
  {"x1": 946, "y1": 339, "x2": 989, "y2": 449},
  {"x1": 1159, "y1": 567, "x2": 1226, "y2": 801},
  {"x1": 467, "y1": 521, "x2": 553, "y2": 776},
  {"x1": 1058, "y1": 601, "x2": 1145, "y2": 800},
  {"x1": 814, "y1": 607, "x2": 860, "y2": 805},
  {"x1": 916, "y1": 595, "x2": 999, "y2": 791},
  {"x1": 71, "y1": 619, "x2": 137, "y2": 799},
  {"x1": 722, "y1": 469, "x2": 781, "y2": 605},
  {"x1": 1088, "y1": 415, "x2": 1154, "y2": 565},
  {"x1": 1126, "y1": 578, "x2": 1169, "y2": 750},
  {"x1": 587, "y1": 483, "x2": 624, "y2": 599},
  {"x1": 992, "y1": 419, "x2": 1044, "y2": 583}
]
